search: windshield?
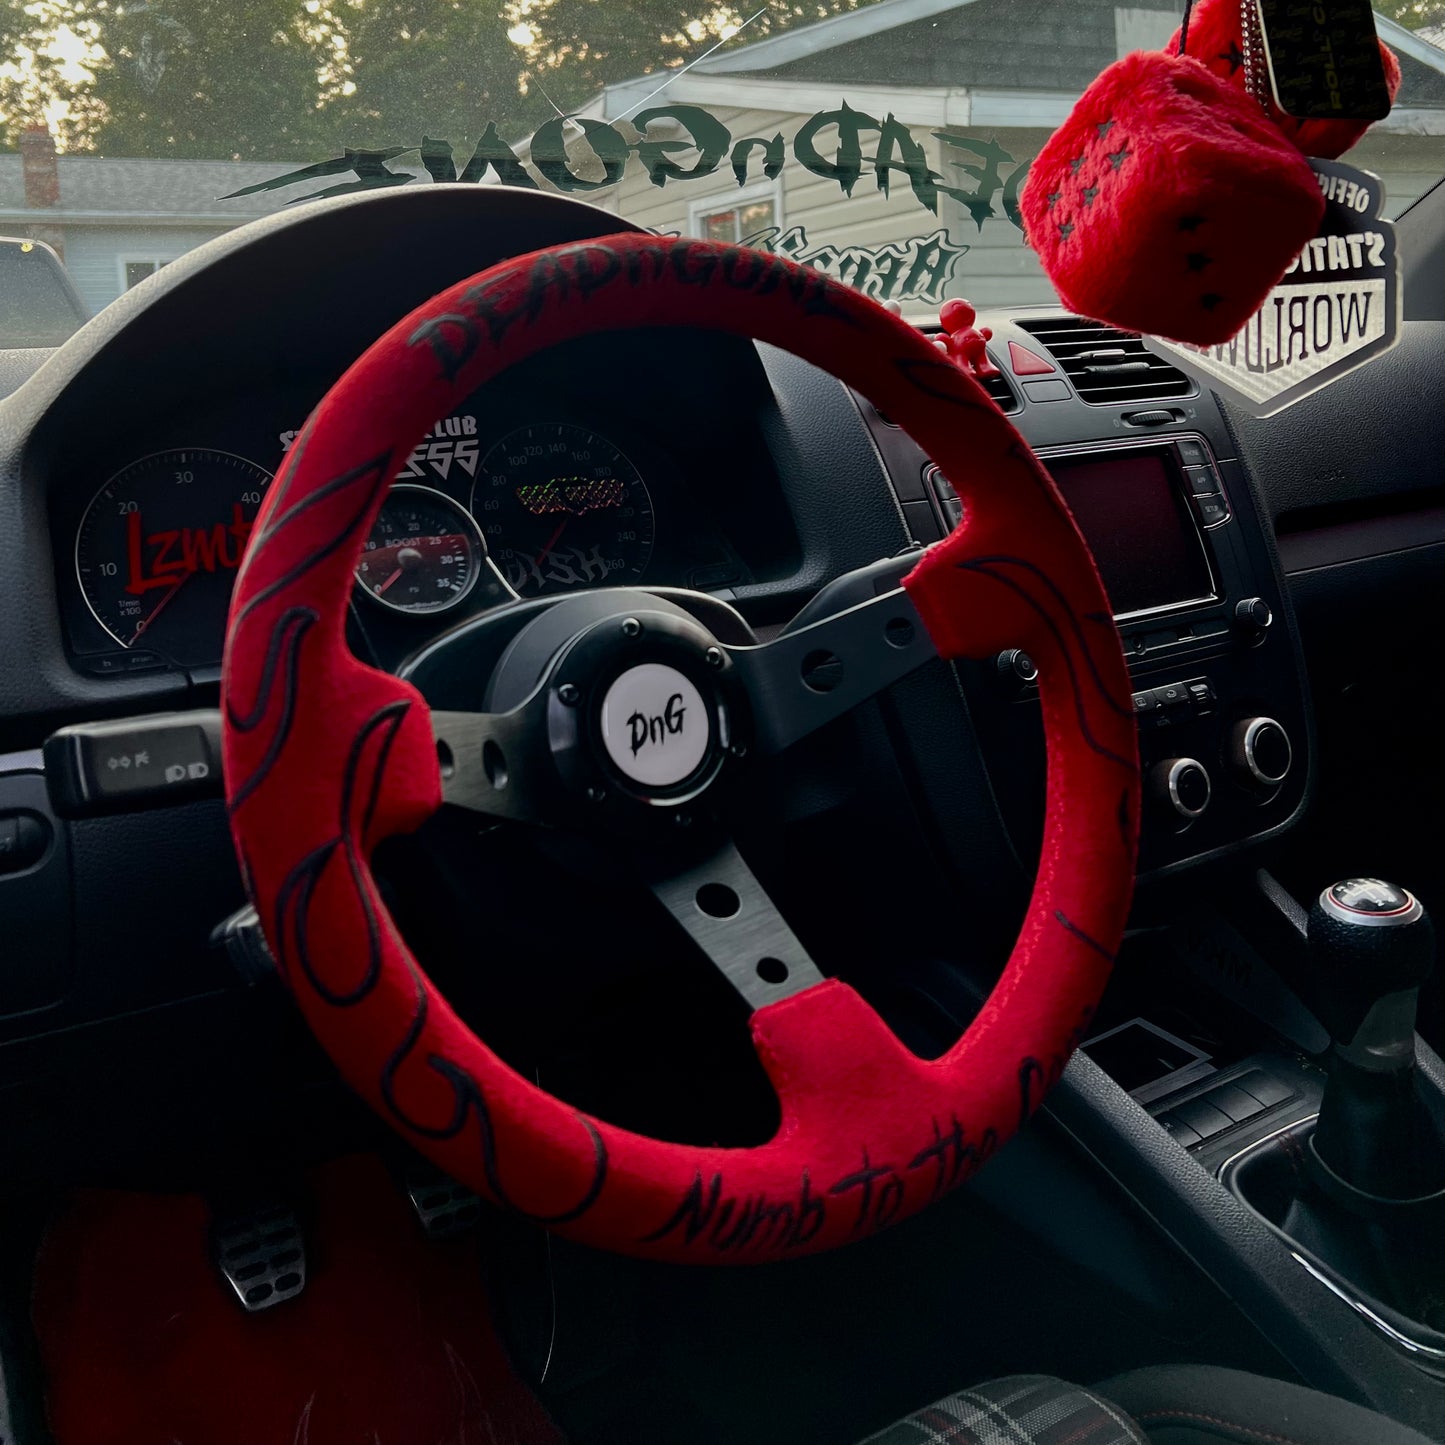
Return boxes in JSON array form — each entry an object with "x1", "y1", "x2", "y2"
[{"x1": 2, "y1": 0, "x2": 1443, "y2": 337}]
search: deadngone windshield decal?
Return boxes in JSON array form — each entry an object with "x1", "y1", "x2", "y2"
[
  {"x1": 227, "y1": 106, "x2": 1031, "y2": 226},
  {"x1": 225, "y1": 107, "x2": 1032, "y2": 308}
]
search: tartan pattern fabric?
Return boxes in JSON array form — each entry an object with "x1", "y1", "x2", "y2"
[{"x1": 857, "y1": 1376, "x2": 1150, "y2": 1445}]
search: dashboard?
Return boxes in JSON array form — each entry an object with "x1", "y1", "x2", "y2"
[{"x1": 0, "y1": 177, "x2": 1440, "y2": 1161}]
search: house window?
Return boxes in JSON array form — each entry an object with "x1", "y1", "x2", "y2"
[
  {"x1": 1114, "y1": 7, "x2": 1180, "y2": 56},
  {"x1": 120, "y1": 257, "x2": 173, "y2": 290},
  {"x1": 689, "y1": 181, "x2": 781, "y2": 245}
]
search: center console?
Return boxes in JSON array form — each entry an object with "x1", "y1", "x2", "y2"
[{"x1": 854, "y1": 310, "x2": 1311, "y2": 876}]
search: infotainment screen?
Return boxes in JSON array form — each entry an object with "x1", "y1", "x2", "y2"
[{"x1": 1045, "y1": 450, "x2": 1215, "y2": 618}]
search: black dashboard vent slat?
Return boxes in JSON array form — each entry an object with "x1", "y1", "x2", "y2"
[
  {"x1": 980, "y1": 362, "x2": 1019, "y2": 414},
  {"x1": 1017, "y1": 317, "x2": 1194, "y2": 405},
  {"x1": 875, "y1": 344, "x2": 1019, "y2": 418}
]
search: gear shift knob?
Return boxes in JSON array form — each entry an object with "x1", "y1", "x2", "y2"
[
  {"x1": 1306, "y1": 879, "x2": 1443, "y2": 1201},
  {"x1": 1306, "y1": 879, "x2": 1433, "y2": 1052}
]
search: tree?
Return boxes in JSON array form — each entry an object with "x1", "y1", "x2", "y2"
[
  {"x1": 318, "y1": 0, "x2": 549, "y2": 149},
  {"x1": 0, "y1": 0, "x2": 879, "y2": 158},
  {"x1": 1373, "y1": 0, "x2": 1445, "y2": 29},
  {"x1": 65, "y1": 0, "x2": 335, "y2": 158},
  {"x1": 0, "y1": 0, "x2": 94, "y2": 149}
]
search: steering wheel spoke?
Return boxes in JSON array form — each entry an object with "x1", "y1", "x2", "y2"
[
  {"x1": 726, "y1": 583, "x2": 937, "y2": 757},
  {"x1": 431, "y1": 704, "x2": 557, "y2": 827},
  {"x1": 643, "y1": 838, "x2": 825, "y2": 1009}
]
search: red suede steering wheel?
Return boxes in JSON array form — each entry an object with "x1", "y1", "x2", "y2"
[{"x1": 222, "y1": 234, "x2": 1139, "y2": 1263}]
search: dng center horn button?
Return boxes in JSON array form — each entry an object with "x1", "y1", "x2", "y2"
[
  {"x1": 599, "y1": 663, "x2": 710, "y2": 789},
  {"x1": 484, "y1": 592, "x2": 743, "y2": 810}
]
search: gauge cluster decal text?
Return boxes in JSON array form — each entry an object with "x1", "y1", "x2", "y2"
[{"x1": 123, "y1": 505, "x2": 252, "y2": 593}]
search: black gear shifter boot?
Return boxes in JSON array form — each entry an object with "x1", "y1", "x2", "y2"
[
  {"x1": 1224, "y1": 879, "x2": 1445, "y2": 1342},
  {"x1": 1313, "y1": 1053, "x2": 1445, "y2": 1201},
  {"x1": 1279, "y1": 1172, "x2": 1445, "y2": 1332}
]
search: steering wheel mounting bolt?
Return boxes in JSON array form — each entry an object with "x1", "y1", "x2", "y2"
[
  {"x1": 620, "y1": 617, "x2": 642, "y2": 639},
  {"x1": 585, "y1": 785, "x2": 606, "y2": 804},
  {"x1": 557, "y1": 682, "x2": 581, "y2": 707},
  {"x1": 705, "y1": 646, "x2": 725, "y2": 669}
]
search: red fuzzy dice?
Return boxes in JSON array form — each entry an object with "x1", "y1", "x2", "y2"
[{"x1": 1021, "y1": 51, "x2": 1325, "y2": 345}]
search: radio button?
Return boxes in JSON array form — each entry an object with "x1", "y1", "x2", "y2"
[
  {"x1": 1153, "y1": 682, "x2": 1189, "y2": 708},
  {"x1": 1176, "y1": 438, "x2": 1211, "y2": 468},
  {"x1": 1132, "y1": 690, "x2": 1159, "y2": 715},
  {"x1": 1185, "y1": 679, "x2": 1217, "y2": 712},
  {"x1": 1185, "y1": 465, "x2": 1222, "y2": 496},
  {"x1": 1192, "y1": 494, "x2": 1231, "y2": 527},
  {"x1": 925, "y1": 464, "x2": 965, "y2": 528}
]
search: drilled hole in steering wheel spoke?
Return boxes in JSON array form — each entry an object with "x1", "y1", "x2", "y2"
[
  {"x1": 756, "y1": 957, "x2": 789, "y2": 985},
  {"x1": 884, "y1": 616, "x2": 916, "y2": 648},
  {"x1": 695, "y1": 882, "x2": 741, "y2": 919},
  {"x1": 481, "y1": 740, "x2": 508, "y2": 790}
]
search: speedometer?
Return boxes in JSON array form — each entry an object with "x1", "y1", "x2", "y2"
[
  {"x1": 75, "y1": 449, "x2": 273, "y2": 666},
  {"x1": 471, "y1": 424, "x2": 655, "y2": 596}
]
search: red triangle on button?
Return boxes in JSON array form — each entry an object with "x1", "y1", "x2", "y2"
[{"x1": 1008, "y1": 341, "x2": 1056, "y2": 375}]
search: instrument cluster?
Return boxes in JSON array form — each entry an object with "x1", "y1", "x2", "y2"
[{"x1": 63, "y1": 389, "x2": 748, "y2": 675}]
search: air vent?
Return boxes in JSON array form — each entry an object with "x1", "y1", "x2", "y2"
[
  {"x1": 980, "y1": 361, "x2": 1020, "y2": 413},
  {"x1": 1017, "y1": 317, "x2": 1193, "y2": 405},
  {"x1": 874, "y1": 351, "x2": 1018, "y2": 422}
]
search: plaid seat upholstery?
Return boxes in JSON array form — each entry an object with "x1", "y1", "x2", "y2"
[{"x1": 857, "y1": 1375, "x2": 1149, "y2": 1445}]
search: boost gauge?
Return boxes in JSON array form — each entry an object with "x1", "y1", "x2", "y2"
[{"x1": 355, "y1": 485, "x2": 484, "y2": 615}]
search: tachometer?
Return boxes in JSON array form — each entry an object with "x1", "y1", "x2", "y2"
[
  {"x1": 75, "y1": 449, "x2": 273, "y2": 665},
  {"x1": 471, "y1": 424, "x2": 655, "y2": 596},
  {"x1": 354, "y1": 485, "x2": 484, "y2": 615}
]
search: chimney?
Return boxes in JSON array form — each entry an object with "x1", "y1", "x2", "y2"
[{"x1": 20, "y1": 125, "x2": 59, "y2": 210}]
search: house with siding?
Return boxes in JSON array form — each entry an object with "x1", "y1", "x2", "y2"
[
  {"x1": 0, "y1": 135, "x2": 297, "y2": 316},
  {"x1": 565, "y1": 0, "x2": 1445, "y2": 314},
  {"x1": 0, "y1": 0, "x2": 1441, "y2": 320},
  {"x1": 0, "y1": 136, "x2": 428, "y2": 317}
]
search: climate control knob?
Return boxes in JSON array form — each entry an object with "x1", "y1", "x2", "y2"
[
  {"x1": 1230, "y1": 716, "x2": 1292, "y2": 789},
  {"x1": 1151, "y1": 757, "x2": 1212, "y2": 821}
]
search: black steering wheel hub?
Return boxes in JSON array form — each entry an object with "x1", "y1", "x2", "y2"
[{"x1": 429, "y1": 589, "x2": 752, "y2": 833}]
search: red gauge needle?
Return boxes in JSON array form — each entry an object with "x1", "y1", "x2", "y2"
[
  {"x1": 128, "y1": 567, "x2": 193, "y2": 645},
  {"x1": 533, "y1": 518, "x2": 569, "y2": 569},
  {"x1": 376, "y1": 567, "x2": 404, "y2": 596}
]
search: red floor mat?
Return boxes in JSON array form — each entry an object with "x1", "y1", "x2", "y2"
[{"x1": 33, "y1": 1154, "x2": 563, "y2": 1445}]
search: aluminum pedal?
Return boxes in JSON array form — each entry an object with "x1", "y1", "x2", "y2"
[
  {"x1": 211, "y1": 1202, "x2": 306, "y2": 1312},
  {"x1": 405, "y1": 1168, "x2": 482, "y2": 1239}
]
